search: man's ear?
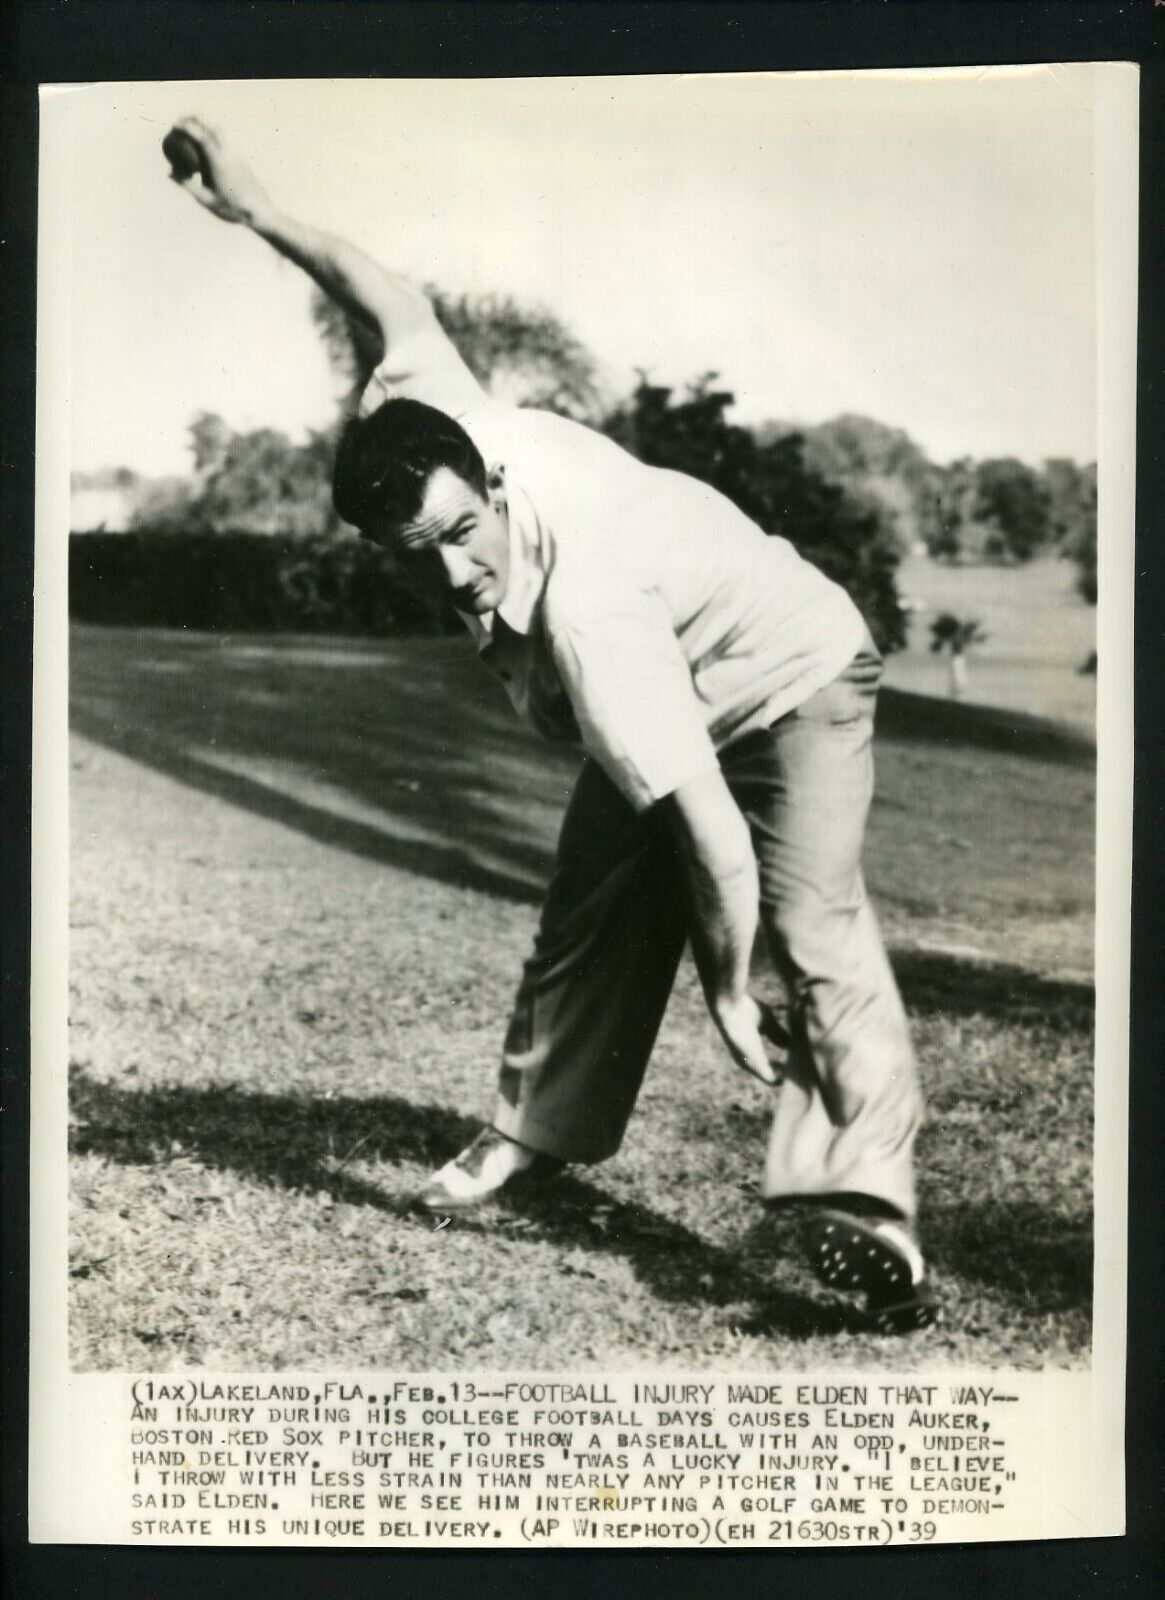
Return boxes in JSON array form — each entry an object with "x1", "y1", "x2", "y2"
[{"x1": 486, "y1": 461, "x2": 507, "y2": 500}]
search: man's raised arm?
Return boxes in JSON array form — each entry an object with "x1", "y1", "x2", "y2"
[{"x1": 165, "y1": 116, "x2": 448, "y2": 372}]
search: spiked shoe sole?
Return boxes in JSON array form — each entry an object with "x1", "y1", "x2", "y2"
[{"x1": 802, "y1": 1210, "x2": 938, "y2": 1333}]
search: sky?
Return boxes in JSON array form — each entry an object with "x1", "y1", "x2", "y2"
[{"x1": 46, "y1": 69, "x2": 1100, "y2": 479}]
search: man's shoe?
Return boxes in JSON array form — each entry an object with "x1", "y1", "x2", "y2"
[
  {"x1": 802, "y1": 1209, "x2": 938, "y2": 1333},
  {"x1": 418, "y1": 1127, "x2": 563, "y2": 1212},
  {"x1": 865, "y1": 1280, "x2": 940, "y2": 1336}
]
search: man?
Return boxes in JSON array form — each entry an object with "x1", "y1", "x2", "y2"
[{"x1": 169, "y1": 117, "x2": 933, "y2": 1333}]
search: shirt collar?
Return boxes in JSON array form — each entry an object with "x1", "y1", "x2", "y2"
[{"x1": 459, "y1": 482, "x2": 544, "y2": 652}]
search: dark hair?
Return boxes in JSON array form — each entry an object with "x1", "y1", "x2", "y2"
[{"x1": 332, "y1": 398, "x2": 488, "y2": 532}]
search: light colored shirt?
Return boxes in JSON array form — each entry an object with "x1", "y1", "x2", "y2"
[{"x1": 361, "y1": 338, "x2": 867, "y2": 812}]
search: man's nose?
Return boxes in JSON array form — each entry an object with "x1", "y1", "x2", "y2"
[{"x1": 437, "y1": 545, "x2": 473, "y2": 590}]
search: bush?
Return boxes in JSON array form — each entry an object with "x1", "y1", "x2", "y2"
[{"x1": 69, "y1": 530, "x2": 457, "y2": 635}]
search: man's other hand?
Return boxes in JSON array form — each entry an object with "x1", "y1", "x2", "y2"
[
  {"x1": 164, "y1": 117, "x2": 272, "y2": 228},
  {"x1": 665, "y1": 769, "x2": 788, "y2": 1089},
  {"x1": 712, "y1": 993, "x2": 785, "y2": 1088}
]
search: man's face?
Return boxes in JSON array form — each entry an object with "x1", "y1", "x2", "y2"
[{"x1": 367, "y1": 464, "x2": 511, "y2": 615}]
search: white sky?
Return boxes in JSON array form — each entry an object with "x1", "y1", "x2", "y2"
[{"x1": 49, "y1": 69, "x2": 1099, "y2": 479}]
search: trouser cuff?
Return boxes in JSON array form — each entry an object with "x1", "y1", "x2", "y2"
[
  {"x1": 761, "y1": 1172, "x2": 916, "y2": 1226},
  {"x1": 492, "y1": 1097, "x2": 618, "y2": 1166}
]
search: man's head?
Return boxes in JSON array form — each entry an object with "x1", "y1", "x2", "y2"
[{"x1": 333, "y1": 398, "x2": 510, "y2": 614}]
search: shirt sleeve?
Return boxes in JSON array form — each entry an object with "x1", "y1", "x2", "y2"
[
  {"x1": 358, "y1": 321, "x2": 485, "y2": 421},
  {"x1": 544, "y1": 570, "x2": 720, "y2": 812}
]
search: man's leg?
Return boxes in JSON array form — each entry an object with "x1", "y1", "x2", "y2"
[
  {"x1": 723, "y1": 646, "x2": 928, "y2": 1320},
  {"x1": 422, "y1": 758, "x2": 690, "y2": 1203}
]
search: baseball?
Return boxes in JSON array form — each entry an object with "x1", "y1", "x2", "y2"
[{"x1": 162, "y1": 127, "x2": 203, "y2": 181}]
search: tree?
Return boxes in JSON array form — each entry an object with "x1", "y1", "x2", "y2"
[
  {"x1": 137, "y1": 289, "x2": 608, "y2": 541},
  {"x1": 132, "y1": 414, "x2": 341, "y2": 538},
  {"x1": 1044, "y1": 458, "x2": 1087, "y2": 544},
  {"x1": 128, "y1": 475, "x2": 204, "y2": 534},
  {"x1": 1069, "y1": 497, "x2": 1097, "y2": 604},
  {"x1": 1044, "y1": 457, "x2": 1097, "y2": 604},
  {"x1": 795, "y1": 413, "x2": 940, "y2": 553},
  {"x1": 195, "y1": 424, "x2": 341, "y2": 536},
  {"x1": 605, "y1": 377, "x2": 906, "y2": 653},
  {"x1": 309, "y1": 284, "x2": 604, "y2": 420},
  {"x1": 188, "y1": 412, "x2": 235, "y2": 475},
  {"x1": 309, "y1": 292, "x2": 384, "y2": 406},
  {"x1": 930, "y1": 612, "x2": 988, "y2": 698},
  {"x1": 973, "y1": 458, "x2": 1051, "y2": 563},
  {"x1": 429, "y1": 288, "x2": 603, "y2": 418},
  {"x1": 920, "y1": 457, "x2": 977, "y2": 562}
]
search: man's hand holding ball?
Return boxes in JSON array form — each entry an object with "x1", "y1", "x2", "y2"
[
  {"x1": 162, "y1": 126, "x2": 203, "y2": 182},
  {"x1": 162, "y1": 117, "x2": 272, "y2": 229}
]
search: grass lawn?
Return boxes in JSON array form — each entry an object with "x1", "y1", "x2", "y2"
[
  {"x1": 68, "y1": 623, "x2": 1095, "y2": 1371},
  {"x1": 885, "y1": 552, "x2": 1096, "y2": 732}
]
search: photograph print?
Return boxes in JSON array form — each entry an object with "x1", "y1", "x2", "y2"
[{"x1": 57, "y1": 70, "x2": 1110, "y2": 1373}]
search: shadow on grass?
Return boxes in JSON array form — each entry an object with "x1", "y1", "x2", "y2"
[
  {"x1": 71, "y1": 1064, "x2": 1092, "y2": 1329},
  {"x1": 71, "y1": 633, "x2": 1095, "y2": 1028},
  {"x1": 70, "y1": 629, "x2": 1095, "y2": 917},
  {"x1": 923, "y1": 1197, "x2": 1093, "y2": 1317},
  {"x1": 877, "y1": 687, "x2": 1095, "y2": 770},
  {"x1": 71, "y1": 628, "x2": 577, "y2": 905},
  {"x1": 886, "y1": 947, "x2": 1093, "y2": 1029},
  {"x1": 71, "y1": 712, "x2": 551, "y2": 905},
  {"x1": 663, "y1": 1092, "x2": 1093, "y2": 1319},
  {"x1": 69, "y1": 1068, "x2": 851, "y2": 1340}
]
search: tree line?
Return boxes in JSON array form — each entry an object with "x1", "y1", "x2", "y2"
[{"x1": 72, "y1": 291, "x2": 1098, "y2": 647}]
